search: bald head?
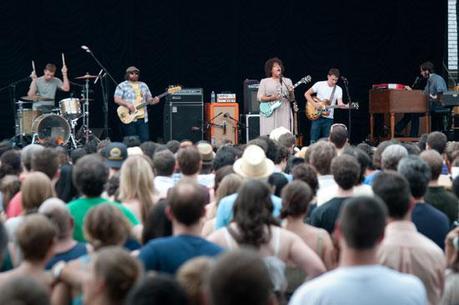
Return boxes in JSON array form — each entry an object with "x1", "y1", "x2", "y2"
[{"x1": 168, "y1": 181, "x2": 207, "y2": 226}]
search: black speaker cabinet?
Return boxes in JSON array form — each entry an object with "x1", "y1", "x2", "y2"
[
  {"x1": 242, "y1": 114, "x2": 260, "y2": 143},
  {"x1": 243, "y1": 79, "x2": 260, "y2": 114},
  {"x1": 163, "y1": 89, "x2": 204, "y2": 142}
]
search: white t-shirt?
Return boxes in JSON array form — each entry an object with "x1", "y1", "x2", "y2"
[
  {"x1": 289, "y1": 265, "x2": 427, "y2": 305},
  {"x1": 311, "y1": 81, "x2": 343, "y2": 119}
]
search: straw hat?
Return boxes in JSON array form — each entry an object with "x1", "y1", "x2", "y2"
[
  {"x1": 233, "y1": 145, "x2": 274, "y2": 179},
  {"x1": 197, "y1": 142, "x2": 215, "y2": 163}
]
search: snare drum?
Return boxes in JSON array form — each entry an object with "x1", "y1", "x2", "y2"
[
  {"x1": 59, "y1": 98, "x2": 81, "y2": 119},
  {"x1": 31, "y1": 114, "x2": 71, "y2": 145},
  {"x1": 19, "y1": 109, "x2": 41, "y2": 134}
]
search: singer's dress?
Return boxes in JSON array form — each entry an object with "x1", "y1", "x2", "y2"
[{"x1": 257, "y1": 77, "x2": 293, "y2": 136}]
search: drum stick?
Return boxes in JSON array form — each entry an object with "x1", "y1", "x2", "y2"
[
  {"x1": 61, "y1": 53, "x2": 66, "y2": 66},
  {"x1": 32, "y1": 60, "x2": 36, "y2": 72}
]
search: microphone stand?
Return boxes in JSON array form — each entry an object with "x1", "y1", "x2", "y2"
[
  {"x1": 342, "y1": 78, "x2": 353, "y2": 142},
  {"x1": 83, "y1": 47, "x2": 115, "y2": 140}
]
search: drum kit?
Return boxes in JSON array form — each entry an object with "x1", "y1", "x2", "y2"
[{"x1": 15, "y1": 73, "x2": 99, "y2": 148}]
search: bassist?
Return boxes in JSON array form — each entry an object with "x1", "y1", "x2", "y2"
[
  {"x1": 305, "y1": 68, "x2": 345, "y2": 144},
  {"x1": 257, "y1": 57, "x2": 295, "y2": 136},
  {"x1": 114, "y1": 66, "x2": 159, "y2": 142}
]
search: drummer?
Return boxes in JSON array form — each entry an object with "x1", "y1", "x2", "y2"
[{"x1": 27, "y1": 63, "x2": 70, "y2": 112}]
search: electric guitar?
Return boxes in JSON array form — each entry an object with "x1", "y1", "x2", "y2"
[
  {"x1": 259, "y1": 75, "x2": 311, "y2": 117},
  {"x1": 306, "y1": 97, "x2": 359, "y2": 121},
  {"x1": 117, "y1": 85, "x2": 182, "y2": 124}
]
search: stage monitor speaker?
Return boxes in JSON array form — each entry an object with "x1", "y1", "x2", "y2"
[
  {"x1": 242, "y1": 114, "x2": 260, "y2": 143},
  {"x1": 243, "y1": 79, "x2": 260, "y2": 114},
  {"x1": 163, "y1": 88, "x2": 203, "y2": 142},
  {"x1": 206, "y1": 103, "x2": 239, "y2": 145}
]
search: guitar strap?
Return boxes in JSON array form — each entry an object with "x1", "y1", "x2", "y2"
[{"x1": 328, "y1": 85, "x2": 337, "y2": 105}]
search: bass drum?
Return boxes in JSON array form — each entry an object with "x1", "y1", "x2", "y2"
[{"x1": 31, "y1": 114, "x2": 71, "y2": 145}]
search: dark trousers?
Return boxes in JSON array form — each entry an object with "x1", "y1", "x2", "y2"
[
  {"x1": 310, "y1": 117, "x2": 333, "y2": 144},
  {"x1": 395, "y1": 113, "x2": 421, "y2": 137},
  {"x1": 121, "y1": 119, "x2": 150, "y2": 143}
]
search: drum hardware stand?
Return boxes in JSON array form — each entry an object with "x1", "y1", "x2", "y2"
[{"x1": 68, "y1": 118, "x2": 78, "y2": 149}]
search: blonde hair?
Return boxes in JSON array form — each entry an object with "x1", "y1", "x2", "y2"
[
  {"x1": 215, "y1": 174, "x2": 243, "y2": 206},
  {"x1": 21, "y1": 172, "x2": 55, "y2": 212},
  {"x1": 119, "y1": 156, "x2": 155, "y2": 223}
]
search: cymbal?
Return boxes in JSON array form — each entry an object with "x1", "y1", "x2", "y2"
[
  {"x1": 20, "y1": 95, "x2": 54, "y2": 102},
  {"x1": 75, "y1": 73, "x2": 98, "y2": 80}
]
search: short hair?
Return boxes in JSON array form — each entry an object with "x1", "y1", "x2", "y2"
[
  {"x1": 264, "y1": 57, "x2": 284, "y2": 78},
  {"x1": 267, "y1": 173, "x2": 289, "y2": 197},
  {"x1": 166, "y1": 140, "x2": 181, "y2": 154},
  {"x1": 329, "y1": 124, "x2": 348, "y2": 149},
  {"x1": 356, "y1": 142, "x2": 375, "y2": 170},
  {"x1": 381, "y1": 144, "x2": 408, "y2": 170},
  {"x1": 91, "y1": 247, "x2": 142, "y2": 303},
  {"x1": 44, "y1": 63, "x2": 56, "y2": 73},
  {"x1": 373, "y1": 140, "x2": 393, "y2": 169},
  {"x1": 331, "y1": 154, "x2": 360, "y2": 190},
  {"x1": 338, "y1": 196, "x2": 387, "y2": 250},
  {"x1": 328, "y1": 68, "x2": 340, "y2": 78},
  {"x1": 402, "y1": 142, "x2": 421, "y2": 155},
  {"x1": 420, "y1": 61, "x2": 434, "y2": 73},
  {"x1": 70, "y1": 147, "x2": 87, "y2": 164},
  {"x1": 153, "y1": 149, "x2": 176, "y2": 176},
  {"x1": 31, "y1": 147, "x2": 59, "y2": 179},
  {"x1": 342, "y1": 147, "x2": 370, "y2": 183},
  {"x1": 213, "y1": 145, "x2": 240, "y2": 171},
  {"x1": 308, "y1": 141, "x2": 336, "y2": 175},
  {"x1": 16, "y1": 214, "x2": 56, "y2": 261},
  {"x1": 140, "y1": 141, "x2": 158, "y2": 159},
  {"x1": 446, "y1": 142, "x2": 459, "y2": 164},
  {"x1": 372, "y1": 171, "x2": 412, "y2": 219},
  {"x1": 73, "y1": 154, "x2": 109, "y2": 197},
  {"x1": 39, "y1": 198, "x2": 72, "y2": 240},
  {"x1": 209, "y1": 249, "x2": 273, "y2": 305},
  {"x1": 168, "y1": 181, "x2": 207, "y2": 226},
  {"x1": 397, "y1": 155, "x2": 431, "y2": 198},
  {"x1": 291, "y1": 163, "x2": 319, "y2": 196},
  {"x1": 427, "y1": 131, "x2": 448, "y2": 154},
  {"x1": 257, "y1": 136, "x2": 278, "y2": 162},
  {"x1": 0, "y1": 276, "x2": 50, "y2": 305},
  {"x1": 123, "y1": 136, "x2": 141, "y2": 147},
  {"x1": 126, "y1": 273, "x2": 189, "y2": 305},
  {"x1": 273, "y1": 145, "x2": 289, "y2": 165},
  {"x1": 83, "y1": 204, "x2": 131, "y2": 249},
  {"x1": 21, "y1": 172, "x2": 54, "y2": 212},
  {"x1": 280, "y1": 180, "x2": 313, "y2": 218},
  {"x1": 21, "y1": 144, "x2": 44, "y2": 171},
  {"x1": 278, "y1": 133, "x2": 296, "y2": 149},
  {"x1": 177, "y1": 146, "x2": 201, "y2": 176},
  {"x1": 0, "y1": 149, "x2": 22, "y2": 179},
  {"x1": 420, "y1": 150, "x2": 443, "y2": 181},
  {"x1": 177, "y1": 256, "x2": 213, "y2": 305}
]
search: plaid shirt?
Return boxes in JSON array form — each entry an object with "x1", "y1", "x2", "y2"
[{"x1": 114, "y1": 80, "x2": 152, "y2": 122}]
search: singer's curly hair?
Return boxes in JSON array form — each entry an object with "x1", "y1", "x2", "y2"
[{"x1": 264, "y1": 57, "x2": 284, "y2": 78}]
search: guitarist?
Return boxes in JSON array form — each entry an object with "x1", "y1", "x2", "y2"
[
  {"x1": 257, "y1": 57, "x2": 295, "y2": 136},
  {"x1": 305, "y1": 68, "x2": 345, "y2": 144},
  {"x1": 114, "y1": 66, "x2": 159, "y2": 142}
]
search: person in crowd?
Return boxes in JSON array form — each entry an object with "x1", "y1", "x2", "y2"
[
  {"x1": 0, "y1": 149, "x2": 22, "y2": 180},
  {"x1": 126, "y1": 273, "x2": 189, "y2": 305},
  {"x1": 153, "y1": 149, "x2": 176, "y2": 199},
  {"x1": 208, "y1": 180, "x2": 325, "y2": 278},
  {"x1": 138, "y1": 181, "x2": 223, "y2": 274},
  {"x1": 440, "y1": 227, "x2": 459, "y2": 305},
  {"x1": 119, "y1": 155, "x2": 157, "y2": 224},
  {"x1": 141, "y1": 199, "x2": 172, "y2": 244},
  {"x1": 381, "y1": 144, "x2": 408, "y2": 171},
  {"x1": 212, "y1": 144, "x2": 241, "y2": 171},
  {"x1": 373, "y1": 171, "x2": 446, "y2": 305},
  {"x1": 310, "y1": 154, "x2": 360, "y2": 234},
  {"x1": 101, "y1": 142, "x2": 128, "y2": 177},
  {"x1": 289, "y1": 196, "x2": 427, "y2": 305},
  {"x1": 0, "y1": 276, "x2": 51, "y2": 305},
  {"x1": 420, "y1": 150, "x2": 458, "y2": 223},
  {"x1": 197, "y1": 141, "x2": 215, "y2": 188},
  {"x1": 328, "y1": 123, "x2": 348, "y2": 155},
  {"x1": 268, "y1": 172, "x2": 289, "y2": 197},
  {"x1": 67, "y1": 154, "x2": 140, "y2": 242},
  {"x1": 0, "y1": 175, "x2": 20, "y2": 217},
  {"x1": 343, "y1": 147, "x2": 373, "y2": 196},
  {"x1": 81, "y1": 247, "x2": 142, "y2": 305},
  {"x1": 177, "y1": 256, "x2": 213, "y2": 305},
  {"x1": 363, "y1": 140, "x2": 392, "y2": 185},
  {"x1": 38, "y1": 198, "x2": 88, "y2": 269},
  {"x1": 397, "y1": 155, "x2": 450, "y2": 249}
]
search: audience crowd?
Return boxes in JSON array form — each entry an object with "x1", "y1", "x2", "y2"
[{"x1": 0, "y1": 128, "x2": 458, "y2": 305}]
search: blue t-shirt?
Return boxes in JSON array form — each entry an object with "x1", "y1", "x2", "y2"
[
  {"x1": 215, "y1": 193, "x2": 282, "y2": 229},
  {"x1": 412, "y1": 202, "x2": 450, "y2": 249},
  {"x1": 45, "y1": 242, "x2": 88, "y2": 270},
  {"x1": 138, "y1": 235, "x2": 223, "y2": 274}
]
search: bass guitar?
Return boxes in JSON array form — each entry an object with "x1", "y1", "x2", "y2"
[
  {"x1": 306, "y1": 97, "x2": 359, "y2": 121},
  {"x1": 117, "y1": 85, "x2": 182, "y2": 124},
  {"x1": 259, "y1": 75, "x2": 311, "y2": 117}
]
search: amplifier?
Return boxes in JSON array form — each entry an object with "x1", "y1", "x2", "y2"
[
  {"x1": 242, "y1": 114, "x2": 260, "y2": 143},
  {"x1": 243, "y1": 79, "x2": 260, "y2": 114},
  {"x1": 167, "y1": 88, "x2": 203, "y2": 103},
  {"x1": 441, "y1": 91, "x2": 459, "y2": 107}
]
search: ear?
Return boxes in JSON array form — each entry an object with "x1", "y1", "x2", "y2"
[{"x1": 165, "y1": 206, "x2": 174, "y2": 221}]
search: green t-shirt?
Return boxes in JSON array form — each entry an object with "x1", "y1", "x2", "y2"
[{"x1": 67, "y1": 197, "x2": 140, "y2": 242}]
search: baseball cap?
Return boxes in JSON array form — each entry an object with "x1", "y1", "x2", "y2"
[
  {"x1": 126, "y1": 66, "x2": 140, "y2": 73},
  {"x1": 102, "y1": 142, "x2": 128, "y2": 169}
]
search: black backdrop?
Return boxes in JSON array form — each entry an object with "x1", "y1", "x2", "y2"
[{"x1": 0, "y1": 0, "x2": 447, "y2": 144}]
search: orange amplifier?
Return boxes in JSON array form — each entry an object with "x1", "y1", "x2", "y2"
[{"x1": 205, "y1": 103, "x2": 239, "y2": 145}]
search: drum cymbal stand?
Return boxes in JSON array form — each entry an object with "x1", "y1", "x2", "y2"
[
  {"x1": 80, "y1": 77, "x2": 91, "y2": 144},
  {"x1": 68, "y1": 118, "x2": 78, "y2": 149}
]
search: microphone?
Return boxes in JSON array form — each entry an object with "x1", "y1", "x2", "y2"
[
  {"x1": 223, "y1": 121, "x2": 227, "y2": 135},
  {"x1": 94, "y1": 69, "x2": 104, "y2": 84},
  {"x1": 81, "y1": 45, "x2": 90, "y2": 53},
  {"x1": 223, "y1": 113, "x2": 229, "y2": 118},
  {"x1": 411, "y1": 76, "x2": 420, "y2": 88}
]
